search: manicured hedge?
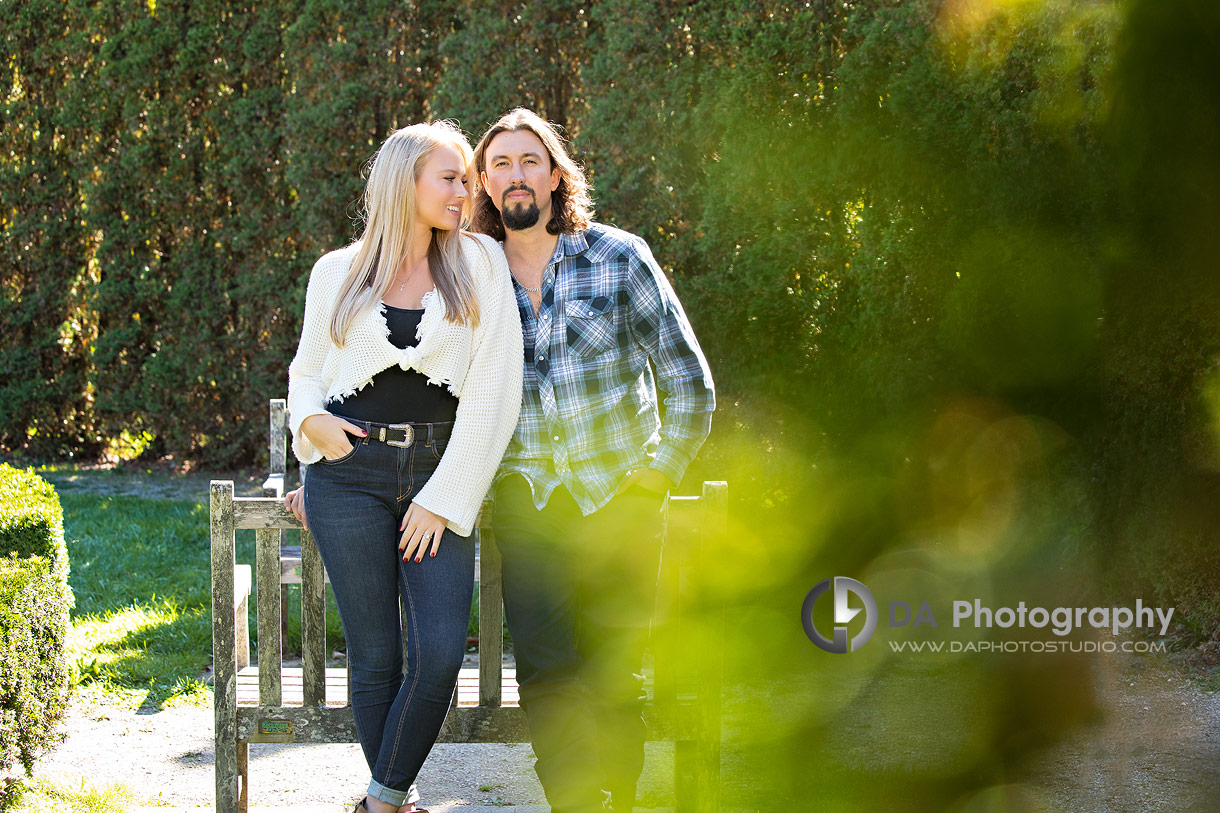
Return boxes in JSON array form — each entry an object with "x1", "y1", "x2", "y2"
[
  {"x1": 0, "y1": 464, "x2": 67, "y2": 568},
  {"x1": 0, "y1": 465, "x2": 73, "y2": 777}
]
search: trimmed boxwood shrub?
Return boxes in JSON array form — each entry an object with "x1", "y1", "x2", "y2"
[
  {"x1": 0, "y1": 465, "x2": 73, "y2": 778},
  {"x1": 0, "y1": 465, "x2": 67, "y2": 569}
]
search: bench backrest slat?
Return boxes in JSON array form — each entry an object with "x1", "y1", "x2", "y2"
[
  {"x1": 300, "y1": 526, "x2": 327, "y2": 706},
  {"x1": 255, "y1": 528, "x2": 283, "y2": 706},
  {"x1": 269, "y1": 400, "x2": 287, "y2": 478},
  {"x1": 477, "y1": 508, "x2": 504, "y2": 707}
]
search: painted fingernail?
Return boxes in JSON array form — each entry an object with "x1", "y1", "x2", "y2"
[
  {"x1": 415, "y1": 556, "x2": 422, "y2": 563},
  {"x1": 430, "y1": 552, "x2": 436, "y2": 558}
]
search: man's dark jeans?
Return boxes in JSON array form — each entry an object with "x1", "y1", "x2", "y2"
[{"x1": 494, "y1": 474, "x2": 667, "y2": 813}]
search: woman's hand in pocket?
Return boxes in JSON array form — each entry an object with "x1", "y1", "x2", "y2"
[
  {"x1": 301, "y1": 414, "x2": 367, "y2": 460},
  {"x1": 399, "y1": 502, "x2": 448, "y2": 563}
]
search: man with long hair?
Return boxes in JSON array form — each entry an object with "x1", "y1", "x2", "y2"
[{"x1": 472, "y1": 108, "x2": 715, "y2": 813}]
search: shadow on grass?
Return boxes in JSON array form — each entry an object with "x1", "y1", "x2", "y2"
[{"x1": 63, "y1": 492, "x2": 228, "y2": 710}]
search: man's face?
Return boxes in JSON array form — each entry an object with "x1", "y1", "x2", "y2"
[{"x1": 481, "y1": 129, "x2": 560, "y2": 232}]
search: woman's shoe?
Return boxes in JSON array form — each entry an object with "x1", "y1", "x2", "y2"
[{"x1": 356, "y1": 799, "x2": 429, "y2": 813}]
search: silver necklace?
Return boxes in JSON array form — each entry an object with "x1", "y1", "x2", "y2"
[
  {"x1": 515, "y1": 276, "x2": 544, "y2": 294},
  {"x1": 396, "y1": 260, "x2": 427, "y2": 292}
]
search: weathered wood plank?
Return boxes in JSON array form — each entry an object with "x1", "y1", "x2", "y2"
[
  {"x1": 231, "y1": 497, "x2": 303, "y2": 530},
  {"x1": 269, "y1": 399, "x2": 286, "y2": 478},
  {"x1": 234, "y1": 565, "x2": 250, "y2": 672},
  {"x1": 478, "y1": 503, "x2": 503, "y2": 708},
  {"x1": 255, "y1": 529, "x2": 282, "y2": 707},
  {"x1": 237, "y1": 706, "x2": 355, "y2": 743},
  {"x1": 300, "y1": 526, "x2": 326, "y2": 706},
  {"x1": 235, "y1": 666, "x2": 523, "y2": 708},
  {"x1": 692, "y1": 481, "x2": 726, "y2": 812},
  {"x1": 236, "y1": 741, "x2": 248, "y2": 812},
  {"x1": 210, "y1": 481, "x2": 239, "y2": 813},
  {"x1": 652, "y1": 496, "x2": 681, "y2": 708}
]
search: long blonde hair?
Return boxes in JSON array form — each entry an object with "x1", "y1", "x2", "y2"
[{"x1": 330, "y1": 121, "x2": 479, "y2": 345}]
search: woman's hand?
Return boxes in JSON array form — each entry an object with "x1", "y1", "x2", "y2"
[
  {"x1": 283, "y1": 486, "x2": 307, "y2": 530},
  {"x1": 399, "y1": 502, "x2": 448, "y2": 563},
  {"x1": 301, "y1": 413, "x2": 367, "y2": 460}
]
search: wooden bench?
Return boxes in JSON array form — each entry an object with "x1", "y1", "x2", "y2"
[{"x1": 210, "y1": 409, "x2": 726, "y2": 812}]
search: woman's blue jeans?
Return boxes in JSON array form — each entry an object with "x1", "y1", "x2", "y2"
[{"x1": 303, "y1": 422, "x2": 473, "y2": 807}]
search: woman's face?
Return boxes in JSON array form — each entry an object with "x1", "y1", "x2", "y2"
[{"x1": 415, "y1": 144, "x2": 469, "y2": 232}]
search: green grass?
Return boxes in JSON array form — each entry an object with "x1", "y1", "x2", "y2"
[
  {"x1": 2, "y1": 775, "x2": 136, "y2": 812},
  {"x1": 59, "y1": 490, "x2": 493, "y2": 709},
  {"x1": 63, "y1": 493, "x2": 217, "y2": 708},
  {"x1": 61, "y1": 492, "x2": 345, "y2": 708}
]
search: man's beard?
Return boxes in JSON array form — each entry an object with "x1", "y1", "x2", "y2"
[{"x1": 502, "y1": 186, "x2": 542, "y2": 231}]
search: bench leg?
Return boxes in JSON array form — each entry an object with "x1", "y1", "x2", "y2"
[
  {"x1": 675, "y1": 740, "x2": 695, "y2": 812},
  {"x1": 238, "y1": 741, "x2": 249, "y2": 812},
  {"x1": 215, "y1": 737, "x2": 239, "y2": 813},
  {"x1": 675, "y1": 737, "x2": 720, "y2": 813}
]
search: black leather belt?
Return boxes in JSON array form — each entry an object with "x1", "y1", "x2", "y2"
[{"x1": 334, "y1": 417, "x2": 453, "y2": 447}]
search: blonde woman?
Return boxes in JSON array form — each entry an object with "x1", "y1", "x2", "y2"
[{"x1": 283, "y1": 121, "x2": 522, "y2": 813}]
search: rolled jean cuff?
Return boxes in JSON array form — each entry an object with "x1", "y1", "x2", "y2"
[{"x1": 367, "y1": 778, "x2": 420, "y2": 806}]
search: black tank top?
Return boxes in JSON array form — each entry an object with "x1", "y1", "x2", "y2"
[{"x1": 328, "y1": 305, "x2": 459, "y2": 424}]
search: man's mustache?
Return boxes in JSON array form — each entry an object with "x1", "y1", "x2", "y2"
[{"x1": 502, "y1": 184, "x2": 536, "y2": 204}]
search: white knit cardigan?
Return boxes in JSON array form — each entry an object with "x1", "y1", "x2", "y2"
[{"x1": 287, "y1": 232, "x2": 524, "y2": 537}]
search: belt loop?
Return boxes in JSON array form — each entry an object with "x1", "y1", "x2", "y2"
[{"x1": 427, "y1": 423, "x2": 434, "y2": 445}]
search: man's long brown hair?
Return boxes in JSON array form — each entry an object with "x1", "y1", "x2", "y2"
[{"x1": 471, "y1": 108, "x2": 593, "y2": 240}]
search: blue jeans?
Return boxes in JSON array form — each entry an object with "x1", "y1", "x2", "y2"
[
  {"x1": 493, "y1": 474, "x2": 667, "y2": 813},
  {"x1": 304, "y1": 421, "x2": 474, "y2": 808}
]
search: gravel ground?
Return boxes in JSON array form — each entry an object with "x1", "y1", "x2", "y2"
[
  {"x1": 31, "y1": 650, "x2": 1220, "y2": 812},
  {"x1": 35, "y1": 691, "x2": 684, "y2": 811}
]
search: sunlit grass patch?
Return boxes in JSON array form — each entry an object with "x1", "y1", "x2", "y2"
[
  {"x1": 3, "y1": 775, "x2": 136, "y2": 813},
  {"x1": 60, "y1": 493, "x2": 217, "y2": 708},
  {"x1": 69, "y1": 601, "x2": 213, "y2": 709}
]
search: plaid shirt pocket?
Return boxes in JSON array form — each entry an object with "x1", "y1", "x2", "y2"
[{"x1": 563, "y1": 296, "x2": 617, "y2": 357}]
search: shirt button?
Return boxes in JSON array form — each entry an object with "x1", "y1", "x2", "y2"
[
  {"x1": 587, "y1": 310, "x2": 595, "y2": 316},
  {"x1": 552, "y1": 435, "x2": 560, "y2": 442}
]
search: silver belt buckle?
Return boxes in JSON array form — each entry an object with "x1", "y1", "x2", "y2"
[{"x1": 385, "y1": 423, "x2": 414, "y2": 448}]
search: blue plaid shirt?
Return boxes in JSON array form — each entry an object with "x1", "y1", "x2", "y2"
[{"x1": 496, "y1": 223, "x2": 715, "y2": 514}]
